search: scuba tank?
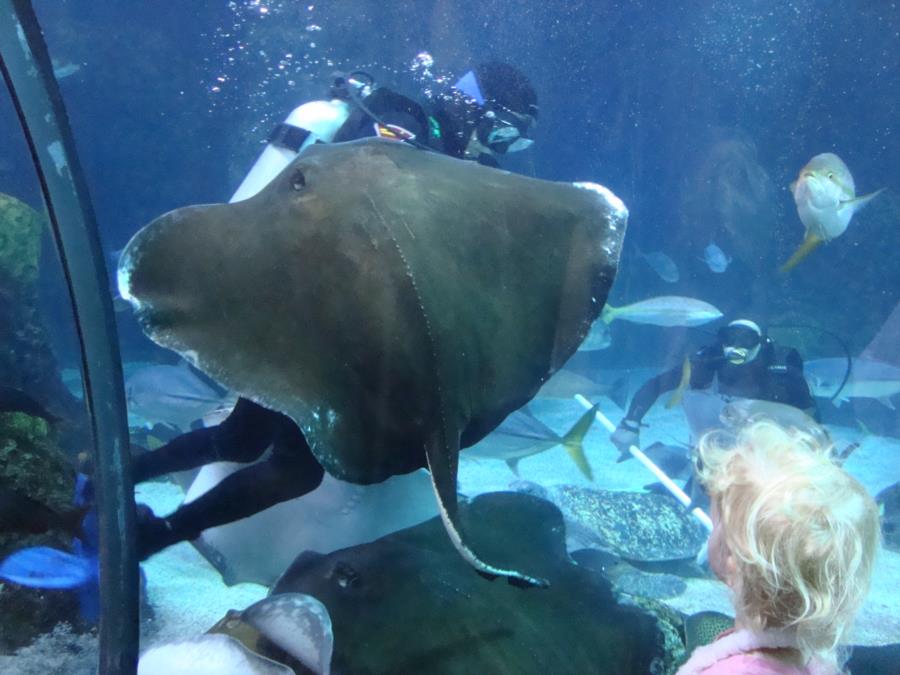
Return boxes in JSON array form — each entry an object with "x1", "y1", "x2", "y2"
[
  {"x1": 228, "y1": 74, "x2": 378, "y2": 203},
  {"x1": 229, "y1": 98, "x2": 350, "y2": 203}
]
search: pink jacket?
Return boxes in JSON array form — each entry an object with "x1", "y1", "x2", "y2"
[{"x1": 676, "y1": 628, "x2": 837, "y2": 675}]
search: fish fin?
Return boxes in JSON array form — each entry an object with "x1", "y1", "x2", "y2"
[
  {"x1": 878, "y1": 396, "x2": 896, "y2": 410},
  {"x1": 665, "y1": 357, "x2": 692, "y2": 409},
  {"x1": 600, "y1": 304, "x2": 618, "y2": 324},
  {"x1": 779, "y1": 233, "x2": 823, "y2": 274},
  {"x1": 0, "y1": 546, "x2": 94, "y2": 589},
  {"x1": 607, "y1": 375, "x2": 630, "y2": 411},
  {"x1": 844, "y1": 187, "x2": 885, "y2": 212},
  {"x1": 505, "y1": 458, "x2": 521, "y2": 476},
  {"x1": 425, "y1": 433, "x2": 548, "y2": 587},
  {"x1": 561, "y1": 405, "x2": 598, "y2": 481},
  {"x1": 832, "y1": 397, "x2": 846, "y2": 409}
]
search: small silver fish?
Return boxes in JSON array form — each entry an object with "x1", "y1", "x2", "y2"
[
  {"x1": 464, "y1": 405, "x2": 597, "y2": 479},
  {"x1": 601, "y1": 296, "x2": 723, "y2": 327},
  {"x1": 804, "y1": 357, "x2": 900, "y2": 409},
  {"x1": 580, "y1": 318, "x2": 612, "y2": 351},
  {"x1": 720, "y1": 398, "x2": 827, "y2": 443},
  {"x1": 536, "y1": 369, "x2": 629, "y2": 410},
  {"x1": 781, "y1": 153, "x2": 883, "y2": 272},
  {"x1": 125, "y1": 362, "x2": 234, "y2": 431},
  {"x1": 701, "y1": 242, "x2": 731, "y2": 273},
  {"x1": 637, "y1": 248, "x2": 679, "y2": 283}
]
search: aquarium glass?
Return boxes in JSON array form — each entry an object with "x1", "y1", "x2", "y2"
[{"x1": 2, "y1": 2, "x2": 897, "y2": 672}]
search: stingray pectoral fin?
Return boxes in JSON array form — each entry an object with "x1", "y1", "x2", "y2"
[
  {"x1": 779, "y1": 233, "x2": 823, "y2": 274},
  {"x1": 561, "y1": 404, "x2": 598, "y2": 481},
  {"x1": 425, "y1": 433, "x2": 549, "y2": 588}
]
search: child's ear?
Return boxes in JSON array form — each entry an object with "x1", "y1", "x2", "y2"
[{"x1": 724, "y1": 550, "x2": 738, "y2": 587}]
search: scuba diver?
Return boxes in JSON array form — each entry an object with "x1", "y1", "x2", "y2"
[
  {"x1": 134, "y1": 62, "x2": 539, "y2": 559},
  {"x1": 610, "y1": 318, "x2": 817, "y2": 458},
  {"x1": 230, "y1": 60, "x2": 538, "y2": 202}
]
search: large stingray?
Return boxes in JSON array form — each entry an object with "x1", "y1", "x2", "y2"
[{"x1": 118, "y1": 138, "x2": 627, "y2": 586}]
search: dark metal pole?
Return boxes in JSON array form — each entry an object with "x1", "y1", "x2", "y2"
[{"x1": 0, "y1": 1, "x2": 138, "y2": 672}]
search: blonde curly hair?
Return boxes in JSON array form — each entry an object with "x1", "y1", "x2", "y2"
[{"x1": 695, "y1": 420, "x2": 880, "y2": 666}]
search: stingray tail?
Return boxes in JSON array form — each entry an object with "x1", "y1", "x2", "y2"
[
  {"x1": 425, "y1": 434, "x2": 549, "y2": 588},
  {"x1": 561, "y1": 404, "x2": 598, "y2": 481},
  {"x1": 779, "y1": 233, "x2": 822, "y2": 274}
]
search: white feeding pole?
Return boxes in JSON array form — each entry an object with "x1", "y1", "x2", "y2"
[{"x1": 574, "y1": 394, "x2": 713, "y2": 532}]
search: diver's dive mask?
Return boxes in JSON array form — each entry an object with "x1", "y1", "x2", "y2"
[
  {"x1": 477, "y1": 107, "x2": 535, "y2": 154},
  {"x1": 719, "y1": 320, "x2": 764, "y2": 365}
]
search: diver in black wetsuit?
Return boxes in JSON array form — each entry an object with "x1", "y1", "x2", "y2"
[
  {"x1": 135, "y1": 62, "x2": 539, "y2": 559},
  {"x1": 331, "y1": 61, "x2": 538, "y2": 167},
  {"x1": 609, "y1": 319, "x2": 817, "y2": 458}
]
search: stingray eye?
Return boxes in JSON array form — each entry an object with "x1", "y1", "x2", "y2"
[
  {"x1": 290, "y1": 169, "x2": 306, "y2": 191},
  {"x1": 332, "y1": 561, "x2": 360, "y2": 589},
  {"x1": 827, "y1": 172, "x2": 835, "y2": 180}
]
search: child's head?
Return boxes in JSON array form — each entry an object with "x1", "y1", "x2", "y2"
[{"x1": 695, "y1": 420, "x2": 880, "y2": 662}]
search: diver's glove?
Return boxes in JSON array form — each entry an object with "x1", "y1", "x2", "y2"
[{"x1": 611, "y1": 418, "x2": 641, "y2": 460}]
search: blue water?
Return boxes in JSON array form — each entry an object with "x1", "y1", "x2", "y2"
[{"x1": 10, "y1": 1, "x2": 894, "y2": 369}]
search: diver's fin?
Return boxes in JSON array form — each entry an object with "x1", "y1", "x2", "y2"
[
  {"x1": 607, "y1": 375, "x2": 630, "y2": 411},
  {"x1": 845, "y1": 187, "x2": 885, "y2": 212},
  {"x1": 600, "y1": 304, "x2": 618, "y2": 324},
  {"x1": 0, "y1": 546, "x2": 94, "y2": 589},
  {"x1": 561, "y1": 404, "x2": 598, "y2": 481},
  {"x1": 779, "y1": 233, "x2": 823, "y2": 273},
  {"x1": 505, "y1": 458, "x2": 521, "y2": 477},
  {"x1": 425, "y1": 432, "x2": 548, "y2": 588},
  {"x1": 665, "y1": 357, "x2": 692, "y2": 409}
]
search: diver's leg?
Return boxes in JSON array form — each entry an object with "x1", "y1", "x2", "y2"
[
  {"x1": 132, "y1": 398, "x2": 278, "y2": 482},
  {"x1": 137, "y1": 424, "x2": 324, "y2": 559}
]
